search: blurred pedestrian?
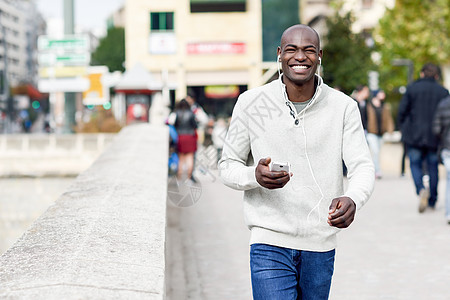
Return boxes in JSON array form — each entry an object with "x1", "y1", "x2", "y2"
[
  {"x1": 203, "y1": 117, "x2": 214, "y2": 148},
  {"x1": 398, "y1": 63, "x2": 449, "y2": 213},
  {"x1": 169, "y1": 99, "x2": 198, "y2": 181},
  {"x1": 186, "y1": 90, "x2": 209, "y2": 130},
  {"x1": 219, "y1": 24, "x2": 374, "y2": 299},
  {"x1": 186, "y1": 90, "x2": 209, "y2": 182},
  {"x1": 212, "y1": 117, "x2": 228, "y2": 163},
  {"x1": 366, "y1": 90, "x2": 394, "y2": 179},
  {"x1": 432, "y1": 94, "x2": 450, "y2": 224},
  {"x1": 167, "y1": 122, "x2": 179, "y2": 177},
  {"x1": 345, "y1": 84, "x2": 370, "y2": 176},
  {"x1": 351, "y1": 84, "x2": 370, "y2": 131}
]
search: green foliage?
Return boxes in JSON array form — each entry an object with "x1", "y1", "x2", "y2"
[
  {"x1": 322, "y1": 11, "x2": 374, "y2": 94},
  {"x1": 374, "y1": 0, "x2": 450, "y2": 92},
  {"x1": 91, "y1": 27, "x2": 125, "y2": 72},
  {"x1": 75, "y1": 108, "x2": 122, "y2": 133}
]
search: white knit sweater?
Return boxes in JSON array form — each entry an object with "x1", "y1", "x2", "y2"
[{"x1": 218, "y1": 75, "x2": 375, "y2": 251}]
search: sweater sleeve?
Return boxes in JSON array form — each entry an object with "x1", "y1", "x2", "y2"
[
  {"x1": 218, "y1": 97, "x2": 260, "y2": 191},
  {"x1": 342, "y1": 102, "x2": 375, "y2": 210},
  {"x1": 432, "y1": 102, "x2": 444, "y2": 137}
]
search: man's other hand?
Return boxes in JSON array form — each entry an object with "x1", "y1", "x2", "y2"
[
  {"x1": 255, "y1": 157, "x2": 291, "y2": 189},
  {"x1": 328, "y1": 196, "x2": 356, "y2": 228}
]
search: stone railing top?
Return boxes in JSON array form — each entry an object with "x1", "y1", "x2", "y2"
[{"x1": 0, "y1": 124, "x2": 169, "y2": 299}]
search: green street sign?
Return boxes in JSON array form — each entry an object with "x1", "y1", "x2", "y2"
[
  {"x1": 38, "y1": 53, "x2": 90, "y2": 67},
  {"x1": 38, "y1": 35, "x2": 90, "y2": 67},
  {"x1": 38, "y1": 35, "x2": 90, "y2": 52}
]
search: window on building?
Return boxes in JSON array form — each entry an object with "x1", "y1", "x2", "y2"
[
  {"x1": 150, "y1": 12, "x2": 174, "y2": 31},
  {"x1": 190, "y1": 0, "x2": 246, "y2": 13}
]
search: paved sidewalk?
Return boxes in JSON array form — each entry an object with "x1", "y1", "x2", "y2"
[
  {"x1": 166, "y1": 143, "x2": 450, "y2": 300},
  {"x1": 332, "y1": 174, "x2": 450, "y2": 300},
  {"x1": 166, "y1": 172, "x2": 252, "y2": 300}
]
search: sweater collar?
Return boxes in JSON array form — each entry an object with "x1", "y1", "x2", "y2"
[{"x1": 278, "y1": 73, "x2": 323, "y2": 109}]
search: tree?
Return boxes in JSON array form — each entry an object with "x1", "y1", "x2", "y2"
[
  {"x1": 91, "y1": 27, "x2": 125, "y2": 72},
  {"x1": 374, "y1": 0, "x2": 450, "y2": 92},
  {"x1": 322, "y1": 10, "x2": 374, "y2": 94}
]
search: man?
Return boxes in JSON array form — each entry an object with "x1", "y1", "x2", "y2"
[
  {"x1": 432, "y1": 94, "x2": 450, "y2": 224},
  {"x1": 185, "y1": 90, "x2": 209, "y2": 182},
  {"x1": 398, "y1": 63, "x2": 449, "y2": 213},
  {"x1": 218, "y1": 24, "x2": 374, "y2": 299},
  {"x1": 186, "y1": 90, "x2": 209, "y2": 129},
  {"x1": 352, "y1": 84, "x2": 370, "y2": 131}
]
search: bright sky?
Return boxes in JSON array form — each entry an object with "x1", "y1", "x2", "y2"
[{"x1": 36, "y1": 0, "x2": 124, "y2": 36}]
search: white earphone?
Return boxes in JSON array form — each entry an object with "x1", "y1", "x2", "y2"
[
  {"x1": 318, "y1": 57, "x2": 322, "y2": 65},
  {"x1": 277, "y1": 55, "x2": 282, "y2": 76}
]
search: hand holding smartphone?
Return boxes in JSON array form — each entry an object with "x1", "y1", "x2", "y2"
[
  {"x1": 256, "y1": 158, "x2": 292, "y2": 189},
  {"x1": 270, "y1": 161, "x2": 291, "y2": 174}
]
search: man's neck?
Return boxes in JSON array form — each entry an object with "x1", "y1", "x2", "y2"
[{"x1": 283, "y1": 76, "x2": 317, "y2": 102}]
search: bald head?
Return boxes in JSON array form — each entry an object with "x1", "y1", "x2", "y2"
[
  {"x1": 276, "y1": 24, "x2": 322, "y2": 88},
  {"x1": 280, "y1": 24, "x2": 321, "y2": 50}
]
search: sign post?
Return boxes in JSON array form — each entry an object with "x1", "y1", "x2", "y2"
[{"x1": 37, "y1": 33, "x2": 90, "y2": 133}]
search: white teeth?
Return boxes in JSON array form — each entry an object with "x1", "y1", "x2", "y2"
[{"x1": 292, "y1": 65, "x2": 307, "y2": 70}]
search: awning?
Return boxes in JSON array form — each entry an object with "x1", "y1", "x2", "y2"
[
  {"x1": 12, "y1": 84, "x2": 47, "y2": 100},
  {"x1": 186, "y1": 70, "x2": 249, "y2": 86},
  {"x1": 114, "y1": 63, "x2": 162, "y2": 94}
]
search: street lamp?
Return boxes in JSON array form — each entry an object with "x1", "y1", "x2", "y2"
[{"x1": 391, "y1": 58, "x2": 414, "y2": 176}]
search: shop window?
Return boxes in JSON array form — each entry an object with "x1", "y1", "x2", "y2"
[
  {"x1": 190, "y1": 0, "x2": 246, "y2": 13},
  {"x1": 150, "y1": 12, "x2": 174, "y2": 31}
]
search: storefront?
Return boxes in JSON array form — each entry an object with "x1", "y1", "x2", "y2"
[
  {"x1": 186, "y1": 85, "x2": 246, "y2": 118},
  {"x1": 114, "y1": 63, "x2": 161, "y2": 124}
]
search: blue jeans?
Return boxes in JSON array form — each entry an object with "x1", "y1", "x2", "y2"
[
  {"x1": 407, "y1": 146, "x2": 439, "y2": 207},
  {"x1": 250, "y1": 243, "x2": 335, "y2": 300},
  {"x1": 367, "y1": 133, "x2": 382, "y2": 174},
  {"x1": 441, "y1": 149, "x2": 450, "y2": 219}
]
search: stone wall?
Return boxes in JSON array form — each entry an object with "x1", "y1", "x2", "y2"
[
  {"x1": 0, "y1": 124, "x2": 169, "y2": 299},
  {"x1": 0, "y1": 133, "x2": 115, "y2": 177}
]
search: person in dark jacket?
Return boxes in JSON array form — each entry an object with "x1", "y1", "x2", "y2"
[
  {"x1": 171, "y1": 99, "x2": 198, "y2": 180},
  {"x1": 352, "y1": 84, "x2": 370, "y2": 131},
  {"x1": 432, "y1": 95, "x2": 450, "y2": 224},
  {"x1": 398, "y1": 63, "x2": 449, "y2": 213}
]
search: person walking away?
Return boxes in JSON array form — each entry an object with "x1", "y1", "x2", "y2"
[
  {"x1": 351, "y1": 84, "x2": 370, "y2": 132},
  {"x1": 212, "y1": 117, "x2": 228, "y2": 163},
  {"x1": 170, "y1": 99, "x2": 198, "y2": 181},
  {"x1": 346, "y1": 84, "x2": 370, "y2": 176},
  {"x1": 186, "y1": 91, "x2": 209, "y2": 181},
  {"x1": 398, "y1": 63, "x2": 449, "y2": 213},
  {"x1": 203, "y1": 118, "x2": 214, "y2": 148},
  {"x1": 186, "y1": 90, "x2": 209, "y2": 134},
  {"x1": 219, "y1": 24, "x2": 374, "y2": 300},
  {"x1": 432, "y1": 94, "x2": 450, "y2": 224},
  {"x1": 366, "y1": 90, "x2": 394, "y2": 179}
]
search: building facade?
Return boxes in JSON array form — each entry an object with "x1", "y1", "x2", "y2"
[
  {"x1": 123, "y1": 0, "x2": 404, "y2": 118},
  {"x1": 124, "y1": 0, "x2": 262, "y2": 117},
  {"x1": 0, "y1": 0, "x2": 45, "y2": 89}
]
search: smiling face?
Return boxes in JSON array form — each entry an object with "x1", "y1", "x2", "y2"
[{"x1": 277, "y1": 25, "x2": 322, "y2": 87}]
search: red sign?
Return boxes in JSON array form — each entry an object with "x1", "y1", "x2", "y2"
[{"x1": 187, "y1": 42, "x2": 246, "y2": 54}]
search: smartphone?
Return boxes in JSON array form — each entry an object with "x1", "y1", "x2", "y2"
[{"x1": 270, "y1": 162, "x2": 291, "y2": 173}]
